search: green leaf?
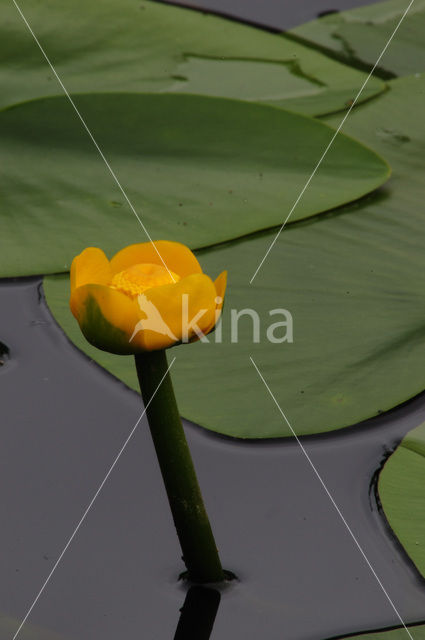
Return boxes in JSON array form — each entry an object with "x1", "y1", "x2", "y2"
[
  {"x1": 290, "y1": 0, "x2": 425, "y2": 77},
  {"x1": 340, "y1": 624, "x2": 425, "y2": 640},
  {"x1": 379, "y1": 421, "x2": 425, "y2": 579},
  {"x1": 0, "y1": 92, "x2": 389, "y2": 277},
  {"x1": 44, "y1": 75, "x2": 425, "y2": 438},
  {"x1": 1, "y1": 0, "x2": 385, "y2": 116}
]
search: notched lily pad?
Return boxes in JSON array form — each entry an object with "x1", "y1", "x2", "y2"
[
  {"x1": 0, "y1": 92, "x2": 389, "y2": 277},
  {"x1": 169, "y1": 55, "x2": 325, "y2": 102},
  {"x1": 43, "y1": 76, "x2": 424, "y2": 439},
  {"x1": 290, "y1": 0, "x2": 425, "y2": 77},
  {"x1": 0, "y1": 0, "x2": 385, "y2": 115}
]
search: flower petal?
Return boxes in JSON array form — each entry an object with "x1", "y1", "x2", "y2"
[
  {"x1": 70, "y1": 247, "x2": 112, "y2": 295},
  {"x1": 214, "y1": 271, "x2": 227, "y2": 312},
  {"x1": 110, "y1": 241, "x2": 202, "y2": 278},
  {"x1": 131, "y1": 274, "x2": 217, "y2": 351},
  {"x1": 199, "y1": 270, "x2": 228, "y2": 336},
  {"x1": 70, "y1": 284, "x2": 141, "y2": 355}
]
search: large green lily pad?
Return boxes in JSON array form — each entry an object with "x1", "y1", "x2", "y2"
[
  {"x1": 1, "y1": 0, "x2": 385, "y2": 116},
  {"x1": 0, "y1": 92, "x2": 389, "y2": 277},
  {"x1": 379, "y1": 421, "x2": 425, "y2": 578},
  {"x1": 291, "y1": 0, "x2": 425, "y2": 77},
  {"x1": 44, "y1": 75, "x2": 425, "y2": 438}
]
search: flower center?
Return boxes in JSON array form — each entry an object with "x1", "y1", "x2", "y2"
[{"x1": 111, "y1": 263, "x2": 180, "y2": 297}]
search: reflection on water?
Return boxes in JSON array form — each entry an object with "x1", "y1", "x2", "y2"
[{"x1": 174, "y1": 587, "x2": 221, "y2": 640}]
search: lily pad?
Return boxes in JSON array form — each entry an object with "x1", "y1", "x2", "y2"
[
  {"x1": 0, "y1": 92, "x2": 389, "y2": 277},
  {"x1": 44, "y1": 75, "x2": 425, "y2": 438},
  {"x1": 379, "y1": 421, "x2": 425, "y2": 578},
  {"x1": 342, "y1": 624, "x2": 425, "y2": 640},
  {"x1": 291, "y1": 0, "x2": 425, "y2": 77},
  {"x1": 1, "y1": 0, "x2": 385, "y2": 116}
]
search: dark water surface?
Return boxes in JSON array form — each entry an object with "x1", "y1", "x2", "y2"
[
  {"x1": 0, "y1": 278, "x2": 424, "y2": 639},
  {"x1": 156, "y1": 0, "x2": 383, "y2": 31}
]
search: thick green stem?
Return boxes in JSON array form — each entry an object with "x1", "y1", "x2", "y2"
[{"x1": 135, "y1": 350, "x2": 224, "y2": 583}]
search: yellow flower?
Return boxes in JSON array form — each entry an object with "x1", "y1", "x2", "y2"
[{"x1": 69, "y1": 241, "x2": 227, "y2": 354}]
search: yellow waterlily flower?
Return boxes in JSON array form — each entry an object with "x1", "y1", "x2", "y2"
[{"x1": 69, "y1": 241, "x2": 227, "y2": 354}]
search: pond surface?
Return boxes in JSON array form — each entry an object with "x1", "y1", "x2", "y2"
[
  {"x1": 157, "y1": 0, "x2": 383, "y2": 30},
  {"x1": 0, "y1": 277, "x2": 424, "y2": 639},
  {"x1": 2, "y1": 0, "x2": 424, "y2": 637}
]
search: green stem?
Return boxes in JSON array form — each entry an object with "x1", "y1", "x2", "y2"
[{"x1": 134, "y1": 350, "x2": 224, "y2": 583}]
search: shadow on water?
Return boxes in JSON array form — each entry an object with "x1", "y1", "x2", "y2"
[{"x1": 174, "y1": 586, "x2": 221, "y2": 640}]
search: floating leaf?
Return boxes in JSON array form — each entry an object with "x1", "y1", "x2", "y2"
[
  {"x1": 341, "y1": 624, "x2": 425, "y2": 640},
  {"x1": 1, "y1": 0, "x2": 385, "y2": 116},
  {"x1": 44, "y1": 75, "x2": 425, "y2": 438},
  {"x1": 379, "y1": 421, "x2": 425, "y2": 578},
  {"x1": 291, "y1": 0, "x2": 425, "y2": 77},
  {"x1": 0, "y1": 92, "x2": 389, "y2": 277}
]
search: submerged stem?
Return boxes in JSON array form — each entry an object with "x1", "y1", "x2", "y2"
[{"x1": 135, "y1": 350, "x2": 224, "y2": 583}]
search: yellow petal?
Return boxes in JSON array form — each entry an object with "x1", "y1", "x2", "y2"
[
  {"x1": 110, "y1": 241, "x2": 202, "y2": 279},
  {"x1": 70, "y1": 247, "x2": 112, "y2": 295},
  {"x1": 214, "y1": 271, "x2": 227, "y2": 312},
  {"x1": 200, "y1": 270, "x2": 227, "y2": 336},
  {"x1": 70, "y1": 284, "x2": 141, "y2": 354},
  {"x1": 130, "y1": 274, "x2": 217, "y2": 351}
]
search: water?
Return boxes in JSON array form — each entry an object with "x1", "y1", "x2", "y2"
[
  {"x1": 0, "y1": 277, "x2": 423, "y2": 639},
  {"x1": 0, "y1": 340, "x2": 10, "y2": 367},
  {"x1": 156, "y1": 0, "x2": 383, "y2": 31}
]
